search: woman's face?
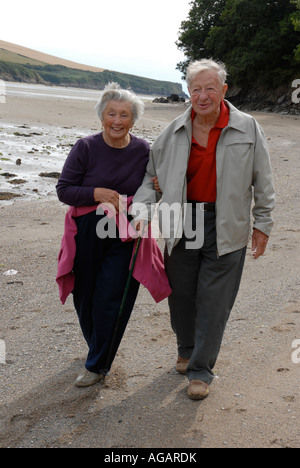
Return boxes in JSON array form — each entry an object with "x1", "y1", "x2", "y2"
[{"x1": 101, "y1": 100, "x2": 134, "y2": 144}]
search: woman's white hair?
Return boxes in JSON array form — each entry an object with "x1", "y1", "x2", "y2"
[
  {"x1": 95, "y1": 82, "x2": 144, "y2": 123},
  {"x1": 186, "y1": 59, "x2": 228, "y2": 87}
]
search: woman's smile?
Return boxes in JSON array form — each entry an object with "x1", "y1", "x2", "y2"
[{"x1": 102, "y1": 100, "x2": 134, "y2": 148}]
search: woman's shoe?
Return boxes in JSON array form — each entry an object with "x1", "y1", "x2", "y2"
[{"x1": 75, "y1": 369, "x2": 104, "y2": 388}]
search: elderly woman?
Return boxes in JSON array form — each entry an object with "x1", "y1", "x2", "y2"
[
  {"x1": 132, "y1": 60, "x2": 275, "y2": 400},
  {"x1": 56, "y1": 83, "x2": 150, "y2": 387}
]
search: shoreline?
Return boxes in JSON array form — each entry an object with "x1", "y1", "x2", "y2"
[
  {"x1": 1, "y1": 89, "x2": 299, "y2": 205},
  {"x1": 0, "y1": 89, "x2": 190, "y2": 204}
]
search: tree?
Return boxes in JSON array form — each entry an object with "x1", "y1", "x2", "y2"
[
  {"x1": 176, "y1": 0, "x2": 227, "y2": 77},
  {"x1": 291, "y1": 0, "x2": 300, "y2": 60},
  {"x1": 291, "y1": 0, "x2": 300, "y2": 29},
  {"x1": 208, "y1": 0, "x2": 299, "y2": 86},
  {"x1": 177, "y1": 0, "x2": 300, "y2": 87}
]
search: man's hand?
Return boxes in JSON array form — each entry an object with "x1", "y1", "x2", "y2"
[
  {"x1": 151, "y1": 176, "x2": 162, "y2": 193},
  {"x1": 252, "y1": 228, "x2": 269, "y2": 259}
]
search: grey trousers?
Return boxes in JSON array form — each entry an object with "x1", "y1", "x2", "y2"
[{"x1": 165, "y1": 211, "x2": 247, "y2": 384}]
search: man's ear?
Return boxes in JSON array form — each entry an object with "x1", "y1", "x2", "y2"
[{"x1": 222, "y1": 84, "x2": 228, "y2": 99}]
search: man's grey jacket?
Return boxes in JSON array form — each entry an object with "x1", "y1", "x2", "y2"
[{"x1": 131, "y1": 101, "x2": 275, "y2": 256}]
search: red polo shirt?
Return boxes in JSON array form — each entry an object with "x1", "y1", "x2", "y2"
[{"x1": 187, "y1": 100, "x2": 230, "y2": 203}]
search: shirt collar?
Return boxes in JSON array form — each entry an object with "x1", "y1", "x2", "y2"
[{"x1": 173, "y1": 101, "x2": 248, "y2": 136}]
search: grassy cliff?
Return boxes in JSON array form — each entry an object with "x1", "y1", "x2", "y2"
[{"x1": 0, "y1": 45, "x2": 184, "y2": 96}]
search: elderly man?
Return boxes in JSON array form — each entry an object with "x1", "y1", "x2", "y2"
[{"x1": 131, "y1": 59, "x2": 275, "y2": 400}]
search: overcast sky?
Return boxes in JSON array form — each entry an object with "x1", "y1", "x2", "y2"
[{"x1": 1, "y1": 0, "x2": 192, "y2": 91}]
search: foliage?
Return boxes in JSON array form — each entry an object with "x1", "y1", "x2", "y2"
[
  {"x1": 177, "y1": 0, "x2": 300, "y2": 88},
  {"x1": 176, "y1": 0, "x2": 227, "y2": 74},
  {"x1": 291, "y1": 0, "x2": 300, "y2": 60},
  {"x1": 291, "y1": 0, "x2": 300, "y2": 30}
]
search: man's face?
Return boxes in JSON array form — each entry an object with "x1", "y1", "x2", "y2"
[{"x1": 189, "y1": 70, "x2": 228, "y2": 119}]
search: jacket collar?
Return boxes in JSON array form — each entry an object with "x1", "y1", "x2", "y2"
[
  {"x1": 225, "y1": 100, "x2": 248, "y2": 133},
  {"x1": 173, "y1": 100, "x2": 248, "y2": 134},
  {"x1": 173, "y1": 106, "x2": 193, "y2": 133}
]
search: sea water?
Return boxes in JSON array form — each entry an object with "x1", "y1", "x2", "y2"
[{"x1": 5, "y1": 82, "x2": 159, "y2": 102}]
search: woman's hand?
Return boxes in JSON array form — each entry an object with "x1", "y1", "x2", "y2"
[{"x1": 94, "y1": 188, "x2": 124, "y2": 213}]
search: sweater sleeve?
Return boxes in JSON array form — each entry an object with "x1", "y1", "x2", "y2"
[{"x1": 56, "y1": 139, "x2": 96, "y2": 207}]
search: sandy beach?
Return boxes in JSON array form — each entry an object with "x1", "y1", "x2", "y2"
[{"x1": 0, "y1": 86, "x2": 299, "y2": 448}]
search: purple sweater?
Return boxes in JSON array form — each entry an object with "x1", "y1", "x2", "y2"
[{"x1": 56, "y1": 133, "x2": 150, "y2": 206}]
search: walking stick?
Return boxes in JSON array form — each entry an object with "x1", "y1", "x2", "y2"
[{"x1": 104, "y1": 236, "x2": 142, "y2": 373}]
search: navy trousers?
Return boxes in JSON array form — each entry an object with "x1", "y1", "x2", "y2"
[{"x1": 73, "y1": 211, "x2": 140, "y2": 375}]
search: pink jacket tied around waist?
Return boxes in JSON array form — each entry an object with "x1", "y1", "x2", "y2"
[{"x1": 56, "y1": 197, "x2": 172, "y2": 305}]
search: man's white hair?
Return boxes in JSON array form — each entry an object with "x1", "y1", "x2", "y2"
[
  {"x1": 95, "y1": 82, "x2": 144, "y2": 123},
  {"x1": 186, "y1": 59, "x2": 228, "y2": 87}
]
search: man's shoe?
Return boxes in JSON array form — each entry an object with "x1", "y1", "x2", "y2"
[
  {"x1": 187, "y1": 380, "x2": 210, "y2": 400},
  {"x1": 75, "y1": 369, "x2": 104, "y2": 388},
  {"x1": 176, "y1": 356, "x2": 190, "y2": 375}
]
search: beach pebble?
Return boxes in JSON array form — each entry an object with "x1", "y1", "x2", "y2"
[{"x1": 3, "y1": 269, "x2": 18, "y2": 276}]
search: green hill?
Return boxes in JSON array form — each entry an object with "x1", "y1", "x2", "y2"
[{"x1": 0, "y1": 44, "x2": 184, "y2": 96}]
